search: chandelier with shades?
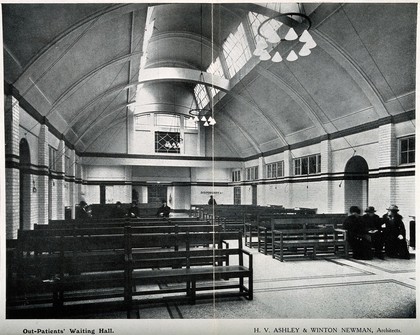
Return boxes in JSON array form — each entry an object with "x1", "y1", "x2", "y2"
[{"x1": 254, "y1": 12, "x2": 317, "y2": 63}]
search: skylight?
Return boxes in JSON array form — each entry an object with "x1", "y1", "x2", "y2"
[
  {"x1": 206, "y1": 57, "x2": 224, "y2": 97},
  {"x1": 194, "y1": 84, "x2": 209, "y2": 109},
  {"x1": 222, "y1": 22, "x2": 252, "y2": 78}
]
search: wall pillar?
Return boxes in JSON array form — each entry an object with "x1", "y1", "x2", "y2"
[
  {"x1": 321, "y1": 138, "x2": 333, "y2": 213},
  {"x1": 55, "y1": 139, "x2": 66, "y2": 219},
  {"x1": 69, "y1": 149, "x2": 77, "y2": 218},
  {"x1": 283, "y1": 147, "x2": 293, "y2": 208},
  {"x1": 38, "y1": 123, "x2": 49, "y2": 225},
  {"x1": 378, "y1": 123, "x2": 397, "y2": 209},
  {"x1": 5, "y1": 95, "x2": 20, "y2": 239}
]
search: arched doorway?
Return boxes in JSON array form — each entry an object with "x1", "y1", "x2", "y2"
[
  {"x1": 344, "y1": 155, "x2": 369, "y2": 213},
  {"x1": 19, "y1": 138, "x2": 31, "y2": 230}
]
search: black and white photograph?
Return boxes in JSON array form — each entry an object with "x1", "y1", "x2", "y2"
[{"x1": 1, "y1": 1, "x2": 418, "y2": 334}]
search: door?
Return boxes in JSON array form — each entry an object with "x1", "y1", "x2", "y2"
[
  {"x1": 252, "y1": 185, "x2": 257, "y2": 206},
  {"x1": 234, "y1": 187, "x2": 241, "y2": 205}
]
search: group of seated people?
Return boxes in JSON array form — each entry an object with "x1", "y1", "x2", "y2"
[
  {"x1": 343, "y1": 205, "x2": 411, "y2": 260},
  {"x1": 77, "y1": 199, "x2": 172, "y2": 219}
]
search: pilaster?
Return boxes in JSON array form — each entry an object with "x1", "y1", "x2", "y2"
[
  {"x1": 38, "y1": 124, "x2": 49, "y2": 224},
  {"x1": 5, "y1": 95, "x2": 20, "y2": 239}
]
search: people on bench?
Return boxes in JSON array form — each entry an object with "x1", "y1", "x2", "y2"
[
  {"x1": 127, "y1": 201, "x2": 139, "y2": 218},
  {"x1": 362, "y1": 206, "x2": 385, "y2": 259},
  {"x1": 77, "y1": 201, "x2": 93, "y2": 220},
  {"x1": 156, "y1": 200, "x2": 171, "y2": 218},
  {"x1": 111, "y1": 201, "x2": 126, "y2": 218},
  {"x1": 382, "y1": 205, "x2": 410, "y2": 259},
  {"x1": 343, "y1": 206, "x2": 374, "y2": 260}
]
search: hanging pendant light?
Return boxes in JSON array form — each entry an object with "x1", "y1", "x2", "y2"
[
  {"x1": 267, "y1": 31, "x2": 281, "y2": 44},
  {"x1": 201, "y1": 116, "x2": 207, "y2": 122},
  {"x1": 305, "y1": 38, "x2": 317, "y2": 49},
  {"x1": 271, "y1": 52, "x2": 283, "y2": 63},
  {"x1": 299, "y1": 30, "x2": 312, "y2": 43},
  {"x1": 285, "y1": 28, "x2": 298, "y2": 41},
  {"x1": 203, "y1": 121, "x2": 209, "y2": 127},
  {"x1": 286, "y1": 50, "x2": 298, "y2": 62},
  {"x1": 299, "y1": 44, "x2": 311, "y2": 57},
  {"x1": 253, "y1": 48, "x2": 264, "y2": 56},
  {"x1": 209, "y1": 117, "x2": 216, "y2": 125},
  {"x1": 256, "y1": 38, "x2": 268, "y2": 50},
  {"x1": 259, "y1": 49, "x2": 271, "y2": 61},
  {"x1": 254, "y1": 12, "x2": 315, "y2": 64},
  {"x1": 193, "y1": 115, "x2": 199, "y2": 122}
]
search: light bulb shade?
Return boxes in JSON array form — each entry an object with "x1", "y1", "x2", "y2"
[
  {"x1": 256, "y1": 39, "x2": 268, "y2": 50},
  {"x1": 299, "y1": 45, "x2": 311, "y2": 57},
  {"x1": 172, "y1": 142, "x2": 177, "y2": 148},
  {"x1": 259, "y1": 50, "x2": 271, "y2": 61},
  {"x1": 271, "y1": 52, "x2": 283, "y2": 63},
  {"x1": 165, "y1": 141, "x2": 170, "y2": 148},
  {"x1": 201, "y1": 116, "x2": 207, "y2": 122},
  {"x1": 253, "y1": 48, "x2": 264, "y2": 56},
  {"x1": 305, "y1": 38, "x2": 317, "y2": 49},
  {"x1": 285, "y1": 28, "x2": 298, "y2": 41},
  {"x1": 286, "y1": 50, "x2": 298, "y2": 62},
  {"x1": 209, "y1": 117, "x2": 216, "y2": 125},
  {"x1": 193, "y1": 116, "x2": 199, "y2": 122},
  {"x1": 299, "y1": 30, "x2": 312, "y2": 43},
  {"x1": 208, "y1": 116, "x2": 214, "y2": 122},
  {"x1": 203, "y1": 121, "x2": 209, "y2": 127},
  {"x1": 267, "y1": 31, "x2": 281, "y2": 44}
]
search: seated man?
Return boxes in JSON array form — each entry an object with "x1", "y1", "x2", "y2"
[
  {"x1": 362, "y1": 206, "x2": 384, "y2": 259},
  {"x1": 111, "y1": 201, "x2": 126, "y2": 218},
  {"x1": 156, "y1": 200, "x2": 171, "y2": 218},
  {"x1": 127, "y1": 201, "x2": 139, "y2": 218},
  {"x1": 77, "y1": 201, "x2": 93, "y2": 220},
  {"x1": 343, "y1": 206, "x2": 373, "y2": 260}
]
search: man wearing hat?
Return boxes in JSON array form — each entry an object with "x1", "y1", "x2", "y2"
[
  {"x1": 382, "y1": 205, "x2": 410, "y2": 259},
  {"x1": 343, "y1": 206, "x2": 373, "y2": 260},
  {"x1": 362, "y1": 206, "x2": 384, "y2": 259}
]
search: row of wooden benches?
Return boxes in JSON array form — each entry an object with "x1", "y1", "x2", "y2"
[
  {"x1": 243, "y1": 214, "x2": 349, "y2": 261},
  {"x1": 7, "y1": 225, "x2": 253, "y2": 318}
]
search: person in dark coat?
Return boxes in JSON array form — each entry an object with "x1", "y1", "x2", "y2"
[
  {"x1": 156, "y1": 200, "x2": 171, "y2": 218},
  {"x1": 382, "y1": 205, "x2": 410, "y2": 259},
  {"x1": 208, "y1": 195, "x2": 217, "y2": 205},
  {"x1": 111, "y1": 201, "x2": 126, "y2": 218},
  {"x1": 77, "y1": 201, "x2": 93, "y2": 220},
  {"x1": 127, "y1": 201, "x2": 139, "y2": 218},
  {"x1": 343, "y1": 206, "x2": 373, "y2": 260},
  {"x1": 362, "y1": 206, "x2": 385, "y2": 259}
]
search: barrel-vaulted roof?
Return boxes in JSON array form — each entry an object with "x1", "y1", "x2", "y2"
[{"x1": 3, "y1": 3, "x2": 416, "y2": 157}]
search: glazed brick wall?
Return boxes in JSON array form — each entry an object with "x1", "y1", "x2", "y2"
[
  {"x1": 38, "y1": 124, "x2": 49, "y2": 225},
  {"x1": 5, "y1": 96, "x2": 20, "y2": 239}
]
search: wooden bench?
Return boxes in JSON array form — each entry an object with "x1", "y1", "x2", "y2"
[
  {"x1": 255, "y1": 214, "x2": 348, "y2": 255},
  {"x1": 271, "y1": 227, "x2": 348, "y2": 262},
  {"x1": 44, "y1": 219, "x2": 209, "y2": 230},
  {"x1": 7, "y1": 230, "x2": 252, "y2": 318}
]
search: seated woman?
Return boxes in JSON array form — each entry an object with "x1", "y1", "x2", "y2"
[
  {"x1": 343, "y1": 206, "x2": 373, "y2": 260},
  {"x1": 382, "y1": 205, "x2": 410, "y2": 259},
  {"x1": 156, "y1": 200, "x2": 171, "y2": 218}
]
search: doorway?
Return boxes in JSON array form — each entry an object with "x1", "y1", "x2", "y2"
[
  {"x1": 344, "y1": 155, "x2": 369, "y2": 212},
  {"x1": 252, "y1": 185, "x2": 257, "y2": 206},
  {"x1": 19, "y1": 139, "x2": 31, "y2": 230}
]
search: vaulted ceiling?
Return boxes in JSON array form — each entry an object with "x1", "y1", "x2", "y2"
[{"x1": 3, "y1": 3, "x2": 416, "y2": 158}]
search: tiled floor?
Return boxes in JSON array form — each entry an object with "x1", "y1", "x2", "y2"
[{"x1": 81, "y1": 241, "x2": 416, "y2": 320}]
